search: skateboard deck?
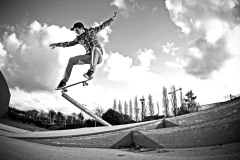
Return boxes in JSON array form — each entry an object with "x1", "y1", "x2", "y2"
[{"x1": 55, "y1": 77, "x2": 93, "y2": 92}]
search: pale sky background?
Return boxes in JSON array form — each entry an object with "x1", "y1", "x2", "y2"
[{"x1": 0, "y1": 0, "x2": 240, "y2": 117}]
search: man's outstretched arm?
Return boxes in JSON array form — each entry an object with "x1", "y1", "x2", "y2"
[
  {"x1": 49, "y1": 38, "x2": 79, "y2": 49},
  {"x1": 94, "y1": 12, "x2": 117, "y2": 33}
]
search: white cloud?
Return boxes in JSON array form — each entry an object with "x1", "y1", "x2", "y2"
[
  {"x1": 5, "y1": 33, "x2": 22, "y2": 51},
  {"x1": 29, "y1": 20, "x2": 42, "y2": 33},
  {"x1": 104, "y1": 48, "x2": 156, "y2": 81},
  {"x1": 204, "y1": 18, "x2": 229, "y2": 44},
  {"x1": 165, "y1": 0, "x2": 191, "y2": 34},
  {"x1": 166, "y1": 0, "x2": 239, "y2": 35},
  {"x1": 102, "y1": 49, "x2": 164, "y2": 106},
  {"x1": 162, "y1": 42, "x2": 179, "y2": 56},
  {"x1": 187, "y1": 47, "x2": 203, "y2": 59},
  {"x1": 226, "y1": 25, "x2": 240, "y2": 57},
  {"x1": 0, "y1": 42, "x2": 7, "y2": 57},
  {"x1": 137, "y1": 48, "x2": 155, "y2": 70},
  {"x1": 0, "y1": 42, "x2": 7, "y2": 68},
  {"x1": 111, "y1": 0, "x2": 127, "y2": 10},
  {"x1": 165, "y1": 0, "x2": 240, "y2": 79},
  {"x1": 110, "y1": 0, "x2": 145, "y2": 17},
  {"x1": 103, "y1": 52, "x2": 133, "y2": 81}
]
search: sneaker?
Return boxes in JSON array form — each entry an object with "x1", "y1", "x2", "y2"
[
  {"x1": 57, "y1": 80, "x2": 66, "y2": 89},
  {"x1": 83, "y1": 70, "x2": 94, "y2": 79}
]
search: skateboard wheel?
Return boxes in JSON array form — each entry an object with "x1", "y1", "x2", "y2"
[{"x1": 62, "y1": 89, "x2": 67, "y2": 92}]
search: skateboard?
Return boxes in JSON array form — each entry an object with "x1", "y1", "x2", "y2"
[{"x1": 55, "y1": 77, "x2": 93, "y2": 92}]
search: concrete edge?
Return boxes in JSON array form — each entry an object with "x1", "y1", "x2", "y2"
[{"x1": 4, "y1": 119, "x2": 162, "y2": 139}]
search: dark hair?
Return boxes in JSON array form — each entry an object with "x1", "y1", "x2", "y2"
[{"x1": 70, "y1": 22, "x2": 84, "y2": 31}]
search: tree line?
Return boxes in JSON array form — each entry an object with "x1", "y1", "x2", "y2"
[
  {"x1": 7, "y1": 107, "x2": 91, "y2": 130},
  {"x1": 112, "y1": 85, "x2": 199, "y2": 122},
  {"x1": 7, "y1": 85, "x2": 199, "y2": 129}
]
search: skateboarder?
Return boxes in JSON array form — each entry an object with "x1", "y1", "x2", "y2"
[{"x1": 50, "y1": 12, "x2": 117, "y2": 89}]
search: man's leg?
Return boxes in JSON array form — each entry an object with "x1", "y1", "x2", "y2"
[
  {"x1": 84, "y1": 47, "x2": 103, "y2": 78},
  {"x1": 57, "y1": 54, "x2": 91, "y2": 88}
]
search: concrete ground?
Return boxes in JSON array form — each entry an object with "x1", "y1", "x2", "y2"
[{"x1": 1, "y1": 136, "x2": 240, "y2": 160}]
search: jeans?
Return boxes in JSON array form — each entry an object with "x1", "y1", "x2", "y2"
[{"x1": 62, "y1": 47, "x2": 103, "y2": 82}]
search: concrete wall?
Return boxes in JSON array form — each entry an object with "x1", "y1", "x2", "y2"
[{"x1": 0, "y1": 71, "x2": 10, "y2": 119}]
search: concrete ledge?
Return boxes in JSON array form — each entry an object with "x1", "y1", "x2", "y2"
[
  {"x1": 0, "y1": 123, "x2": 30, "y2": 134},
  {"x1": 3, "y1": 119, "x2": 162, "y2": 139},
  {"x1": 198, "y1": 96, "x2": 240, "y2": 111}
]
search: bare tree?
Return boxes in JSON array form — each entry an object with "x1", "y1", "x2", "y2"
[
  {"x1": 148, "y1": 94, "x2": 154, "y2": 116},
  {"x1": 140, "y1": 96, "x2": 146, "y2": 121},
  {"x1": 134, "y1": 96, "x2": 139, "y2": 122},
  {"x1": 118, "y1": 100, "x2": 123, "y2": 114},
  {"x1": 48, "y1": 109, "x2": 56, "y2": 122},
  {"x1": 157, "y1": 101, "x2": 160, "y2": 115},
  {"x1": 71, "y1": 112, "x2": 77, "y2": 124},
  {"x1": 56, "y1": 111, "x2": 64, "y2": 124},
  {"x1": 124, "y1": 101, "x2": 128, "y2": 115},
  {"x1": 94, "y1": 106, "x2": 105, "y2": 118},
  {"x1": 129, "y1": 99, "x2": 133, "y2": 120},
  {"x1": 170, "y1": 85, "x2": 178, "y2": 116},
  {"x1": 162, "y1": 86, "x2": 169, "y2": 117},
  {"x1": 180, "y1": 88, "x2": 184, "y2": 107},
  {"x1": 185, "y1": 90, "x2": 197, "y2": 112},
  {"x1": 26, "y1": 109, "x2": 39, "y2": 119},
  {"x1": 113, "y1": 99, "x2": 117, "y2": 111},
  {"x1": 77, "y1": 112, "x2": 84, "y2": 123},
  {"x1": 38, "y1": 110, "x2": 45, "y2": 120}
]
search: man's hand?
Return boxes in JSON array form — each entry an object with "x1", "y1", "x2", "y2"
[
  {"x1": 113, "y1": 12, "x2": 117, "y2": 18},
  {"x1": 111, "y1": 12, "x2": 118, "y2": 20},
  {"x1": 49, "y1": 43, "x2": 57, "y2": 49}
]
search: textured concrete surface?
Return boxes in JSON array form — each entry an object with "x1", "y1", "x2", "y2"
[
  {"x1": 1, "y1": 136, "x2": 240, "y2": 160},
  {"x1": 23, "y1": 120, "x2": 162, "y2": 148},
  {"x1": 139, "y1": 115, "x2": 240, "y2": 148}
]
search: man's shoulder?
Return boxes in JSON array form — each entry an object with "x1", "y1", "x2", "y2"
[
  {"x1": 86, "y1": 27, "x2": 97, "y2": 35},
  {"x1": 88, "y1": 27, "x2": 95, "y2": 32}
]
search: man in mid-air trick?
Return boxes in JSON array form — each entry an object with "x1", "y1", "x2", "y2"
[{"x1": 50, "y1": 12, "x2": 117, "y2": 89}]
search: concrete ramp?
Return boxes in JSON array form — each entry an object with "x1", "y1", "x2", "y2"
[{"x1": 0, "y1": 70, "x2": 10, "y2": 118}]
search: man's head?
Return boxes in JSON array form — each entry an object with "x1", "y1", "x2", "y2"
[{"x1": 70, "y1": 22, "x2": 85, "y2": 35}]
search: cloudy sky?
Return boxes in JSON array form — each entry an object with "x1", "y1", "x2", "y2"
[{"x1": 0, "y1": 0, "x2": 240, "y2": 117}]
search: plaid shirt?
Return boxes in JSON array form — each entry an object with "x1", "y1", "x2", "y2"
[{"x1": 55, "y1": 18, "x2": 114, "y2": 55}]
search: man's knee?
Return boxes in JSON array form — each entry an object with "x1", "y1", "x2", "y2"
[
  {"x1": 69, "y1": 57, "x2": 77, "y2": 65},
  {"x1": 97, "y1": 58, "x2": 103, "y2": 64}
]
